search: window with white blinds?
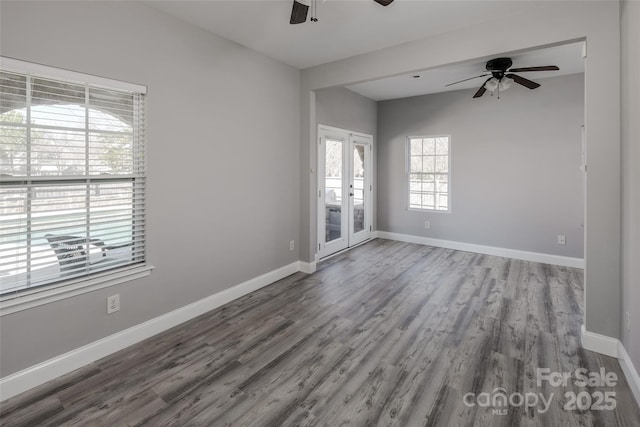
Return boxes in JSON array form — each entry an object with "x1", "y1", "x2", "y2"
[{"x1": 0, "y1": 63, "x2": 147, "y2": 297}]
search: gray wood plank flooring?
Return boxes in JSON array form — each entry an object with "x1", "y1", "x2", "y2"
[{"x1": 2, "y1": 239, "x2": 640, "y2": 426}]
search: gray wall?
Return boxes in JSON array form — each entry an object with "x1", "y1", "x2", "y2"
[
  {"x1": 621, "y1": 1, "x2": 640, "y2": 372},
  {"x1": 377, "y1": 74, "x2": 584, "y2": 258},
  {"x1": 316, "y1": 87, "x2": 377, "y2": 137},
  {"x1": 0, "y1": 1, "x2": 300, "y2": 377},
  {"x1": 315, "y1": 87, "x2": 378, "y2": 229}
]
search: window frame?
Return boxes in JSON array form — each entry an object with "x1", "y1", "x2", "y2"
[
  {"x1": 406, "y1": 135, "x2": 452, "y2": 213},
  {"x1": 0, "y1": 57, "x2": 152, "y2": 315}
]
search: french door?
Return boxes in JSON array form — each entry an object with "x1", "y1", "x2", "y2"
[{"x1": 318, "y1": 126, "x2": 372, "y2": 259}]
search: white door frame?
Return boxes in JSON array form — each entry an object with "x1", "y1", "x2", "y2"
[{"x1": 317, "y1": 125, "x2": 372, "y2": 259}]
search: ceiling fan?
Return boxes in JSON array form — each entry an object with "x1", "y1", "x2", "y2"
[
  {"x1": 445, "y1": 57, "x2": 559, "y2": 99},
  {"x1": 290, "y1": 0, "x2": 394, "y2": 24}
]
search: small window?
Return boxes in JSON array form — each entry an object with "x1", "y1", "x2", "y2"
[
  {"x1": 407, "y1": 136, "x2": 450, "y2": 212},
  {"x1": 0, "y1": 64, "x2": 147, "y2": 297}
]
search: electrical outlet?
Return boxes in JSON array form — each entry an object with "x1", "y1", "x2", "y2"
[
  {"x1": 289, "y1": 240, "x2": 295, "y2": 251},
  {"x1": 424, "y1": 221, "x2": 431, "y2": 230},
  {"x1": 627, "y1": 312, "x2": 631, "y2": 332},
  {"x1": 557, "y1": 235, "x2": 566, "y2": 245},
  {"x1": 107, "y1": 294, "x2": 120, "y2": 314}
]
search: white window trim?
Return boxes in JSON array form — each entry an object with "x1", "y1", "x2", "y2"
[
  {"x1": 0, "y1": 265, "x2": 154, "y2": 316},
  {"x1": 0, "y1": 57, "x2": 152, "y2": 314},
  {"x1": 406, "y1": 135, "x2": 452, "y2": 213},
  {"x1": 0, "y1": 56, "x2": 147, "y2": 94}
]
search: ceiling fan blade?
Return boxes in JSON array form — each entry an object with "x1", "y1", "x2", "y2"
[
  {"x1": 508, "y1": 65, "x2": 559, "y2": 72},
  {"x1": 473, "y1": 86, "x2": 487, "y2": 99},
  {"x1": 473, "y1": 78, "x2": 493, "y2": 98},
  {"x1": 507, "y1": 74, "x2": 541, "y2": 89},
  {"x1": 373, "y1": 0, "x2": 394, "y2": 5},
  {"x1": 290, "y1": 0, "x2": 309, "y2": 24},
  {"x1": 445, "y1": 74, "x2": 490, "y2": 87}
]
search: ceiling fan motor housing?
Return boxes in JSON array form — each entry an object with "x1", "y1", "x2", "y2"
[{"x1": 486, "y1": 57, "x2": 513, "y2": 79}]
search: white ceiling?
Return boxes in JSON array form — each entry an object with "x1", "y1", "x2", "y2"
[
  {"x1": 346, "y1": 41, "x2": 585, "y2": 101},
  {"x1": 147, "y1": 0, "x2": 550, "y2": 69}
]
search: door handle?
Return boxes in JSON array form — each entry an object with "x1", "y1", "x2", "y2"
[{"x1": 349, "y1": 193, "x2": 354, "y2": 196}]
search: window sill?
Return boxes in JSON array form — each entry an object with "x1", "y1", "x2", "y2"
[
  {"x1": 407, "y1": 207, "x2": 451, "y2": 214},
  {"x1": 0, "y1": 265, "x2": 154, "y2": 316}
]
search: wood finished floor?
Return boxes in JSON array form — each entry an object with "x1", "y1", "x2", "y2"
[{"x1": 2, "y1": 239, "x2": 640, "y2": 426}]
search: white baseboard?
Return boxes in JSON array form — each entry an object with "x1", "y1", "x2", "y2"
[
  {"x1": 0, "y1": 261, "x2": 303, "y2": 401},
  {"x1": 376, "y1": 231, "x2": 584, "y2": 269},
  {"x1": 581, "y1": 325, "x2": 619, "y2": 357},
  {"x1": 298, "y1": 260, "x2": 316, "y2": 274},
  {"x1": 580, "y1": 327, "x2": 640, "y2": 407},
  {"x1": 618, "y1": 341, "x2": 640, "y2": 408}
]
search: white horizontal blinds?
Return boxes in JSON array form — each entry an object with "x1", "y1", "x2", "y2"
[{"x1": 0, "y1": 69, "x2": 146, "y2": 295}]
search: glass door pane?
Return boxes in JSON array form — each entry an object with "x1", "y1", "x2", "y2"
[
  {"x1": 325, "y1": 138, "x2": 343, "y2": 243},
  {"x1": 352, "y1": 144, "x2": 365, "y2": 234}
]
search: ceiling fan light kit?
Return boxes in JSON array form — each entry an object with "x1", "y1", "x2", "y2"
[
  {"x1": 497, "y1": 76, "x2": 513, "y2": 91},
  {"x1": 446, "y1": 57, "x2": 559, "y2": 99},
  {"x1": 485, "y1": 77, "x2": 499, "y2": 92}
]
